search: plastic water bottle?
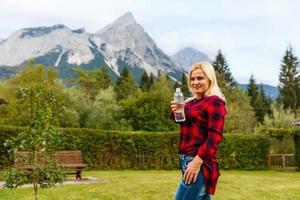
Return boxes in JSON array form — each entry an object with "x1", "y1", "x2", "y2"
[{"x1": 174, "y1": 88, "x2": 186, "y2": 122}]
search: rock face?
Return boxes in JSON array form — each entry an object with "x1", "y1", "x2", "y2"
[
  {"x1": 171, "y1": 47, "x2": 211, "y2": 72},
  {"x1": 0, "y1": 12, "x2": 182, "y2": 81}
]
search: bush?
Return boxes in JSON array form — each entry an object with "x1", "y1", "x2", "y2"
[
  {"x1": 1, "y1": 126, "x2": 271, "y2": 170},
  {"x1": 0, "y1": 126, "x2": 20, "y2": 168}
]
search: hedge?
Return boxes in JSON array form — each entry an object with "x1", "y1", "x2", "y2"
[
  {"x1": 264, "y1": 128, "x2": 300, "y2": 170},
  {"x1": 218, "y1": 134, "x2": 270, "y2": 170},
  {"x1": 295, "y1": 131, "x2": 300, "y2": 171},
  {"x1": 263, "y1": 128, "x2": 297, "y2": 139},
  {"x1": 0, "y1": 126, "x2": 270, "y2": 170}
]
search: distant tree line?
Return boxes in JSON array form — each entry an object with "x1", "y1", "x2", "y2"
[{"x1": 0, "y1": 45, "x2": 299, "y2": 132}]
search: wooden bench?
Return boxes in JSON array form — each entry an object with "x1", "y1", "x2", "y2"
[{"x1": 15, "y1": 151, "x2": 86, "y2": 180}]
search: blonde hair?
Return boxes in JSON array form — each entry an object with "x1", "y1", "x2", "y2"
[{"x1": 188, "y1": 62, "x2": 226, "y2": 102}]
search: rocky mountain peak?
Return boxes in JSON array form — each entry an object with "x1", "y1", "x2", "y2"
[
  {"x1": 115, "y1": 12, "x2": 136, "y2": 25},
  {"x1": 96, "y1": 12, "x2": 149, "y2": 49},
  {"x1": 19, "y1": 24, "x2": 68, "y2": 38},
  {"x1": 172, "y1": 47, "x2": 211, "y2": 72},
  {"x1": 0, "y1": 12, "x2": 182, "y2": 82}
]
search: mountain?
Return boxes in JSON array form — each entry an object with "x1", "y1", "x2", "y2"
[
  {"x1": 238, "y1": 84, "x2": 279, "y2": 99},
  {"x1": 0, "y1": 25, "x2": 96, "y2": 67},
  {"x1": 171, "y1": 47, "x2": 211, "y2": 72},
  {"x1": 0, "y1": 12, "x2": 182, "y2": 83},
  {"x1": 0, "y1": 38, "x2": 3, "y2": 43},
  {"x1": 96, "y1": 12, "x2": 181, "y2": 80}
]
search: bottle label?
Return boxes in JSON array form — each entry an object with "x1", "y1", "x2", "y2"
[
  {"x1": 174, "y1": 102, "x2": 185, "y2": 122},
  {"x1": 174, "y1": 112, "x2": 185, "y2": 122}
]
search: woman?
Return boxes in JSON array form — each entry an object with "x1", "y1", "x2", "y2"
[{"x1": 171, "y1": 62, "x2": 227, "y2": 200}]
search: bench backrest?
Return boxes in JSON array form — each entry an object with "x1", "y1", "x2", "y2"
[
  {"x1": 53, "y1": 151, "x2": 84, "y2": 165},
  {"x1": 14, "y1": 151, "x2": 84, "y2": 167}
]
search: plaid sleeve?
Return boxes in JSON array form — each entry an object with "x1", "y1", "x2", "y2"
[{"x1": 197, "y1": 97, "x2": 227, "y2": 161}]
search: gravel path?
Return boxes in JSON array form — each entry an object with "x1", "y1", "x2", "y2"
[{"x1": 0, "y1": 177, "x2": 104, "y2": 189}]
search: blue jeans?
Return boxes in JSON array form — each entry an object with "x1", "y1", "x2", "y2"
[{"x1": 175, "y1": 154, "x2": 211, "y2": 200}]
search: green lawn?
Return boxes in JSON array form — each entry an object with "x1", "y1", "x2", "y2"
[{"x1": 0, "y1": 170, "x2": 299, "y2": 200}]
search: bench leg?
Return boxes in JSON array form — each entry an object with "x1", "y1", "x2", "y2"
[{"x1": 76, "y1": 170, "x2": 82, "y2": 180}]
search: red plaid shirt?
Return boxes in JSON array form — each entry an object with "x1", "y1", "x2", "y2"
[{"x1": 172, "y1": 95, "x2": 227, "y2": 194}]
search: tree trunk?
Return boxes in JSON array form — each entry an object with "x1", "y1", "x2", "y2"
[{"x1": 34, "y1": 183, "x2": 38, "y2": 200}]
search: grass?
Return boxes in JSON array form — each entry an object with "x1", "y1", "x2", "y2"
[{"x1": 0, "y1": 170, "x2": 299, "y2": 200}]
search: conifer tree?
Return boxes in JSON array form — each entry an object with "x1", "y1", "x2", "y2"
[
  {"x1": 247, "y1": 75, "x2": 259, "y2": 106},
  {"x1": 278, "y1": 46, "x2": 300, "y2": 112},
  {"x1": 247, "y1": 76, "x2": 272, "y2": 123},
  {"x1": 255, "y1": 84, "x2": 272, "y2": 123},
  {"x1": 140, "y1": 70, "x2": 151, "y2": 92},
  {"x1": 174, "y1": 81, "x2": 180, "y2": 90},
  {"x1": 115, "y1": 67, "x2": 139, "y2": 100},
  {"x1": 180, "y1": 71, "x2": 191, "y2": 97},
  {"x1": 212, "y1": 50, "x2": 236, "y2": 90},
  {"x1": 96, "y1": 67, "x2": 112, "y2": 90},
  {"x1": 149, "y1": 73, "x2": 154, "y2": 87}
]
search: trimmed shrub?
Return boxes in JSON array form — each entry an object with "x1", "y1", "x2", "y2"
[
  {"x1": 1, "y1": 126, "x2": 271, "y2": 170},
  {"x1": 218, "y1": 134, "x2": 270, "y2": 170},
  {"x1": 295, "y1": 131, "x2": 300, "y2": 171}
]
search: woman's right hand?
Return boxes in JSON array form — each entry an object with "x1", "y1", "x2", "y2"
[{"x1": 170, "y1": 101, "x2": 177, "y2": 113}]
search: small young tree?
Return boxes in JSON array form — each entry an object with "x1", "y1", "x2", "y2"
[
  {"x1": 260, "y1": 103, "x2": 295, "y2": 129},
  {"x1": 4, "y1": 87, "x2": 66, "y2": 200}
]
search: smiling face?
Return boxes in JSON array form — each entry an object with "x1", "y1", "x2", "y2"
[{"x1": 189, "y1": 69, "x2": 211, "y2": 99}]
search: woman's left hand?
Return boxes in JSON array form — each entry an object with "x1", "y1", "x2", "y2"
[{"x1": 183, "y1": 155, "x2": 203, "y2": 184}]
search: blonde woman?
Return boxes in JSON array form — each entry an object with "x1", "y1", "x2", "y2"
[{"x1": 171, "y1": 62, "x2": 227, "y2": 200}]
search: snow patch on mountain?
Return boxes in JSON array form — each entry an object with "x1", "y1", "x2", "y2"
[
  {"x1": 0, "y1": 25, "x2": 95, "y2": 66},
  {"x1": 96, "y1": 12, "x2": 180, "y2": 76},
  {"x1": 0, "y1": 12, "x2": 183, "y2": 81}
]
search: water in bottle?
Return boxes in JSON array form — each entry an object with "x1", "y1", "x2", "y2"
[{"x1": 174, "y1": 88, "x2": 186, "y2": 122}]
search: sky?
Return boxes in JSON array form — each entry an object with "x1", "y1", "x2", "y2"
[{"x1": 0, "y1": 0, "x2": 299, "y2": 86}]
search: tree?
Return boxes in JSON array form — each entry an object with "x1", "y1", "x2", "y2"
[
  {"x1": 212, "y1": 50, "x2": 236, "y2": 90},
  {"x1": 246, "y1": 75, "x2": 272, "y2": 123},
  {"x1": 96, "y1": 67, "x2": 112, "y2": 89},
  {"x1": 114, "y1": 67, "x2": 140, "y2": 100},
  {"x1": 255, "y1": 84, "x2": 268, "y2": 123},
  {"x1": 60, "y1": 88, "x2": 88, "y2": 128},
  {"x1": 140, "y1": 70, "x2": 152, "y2": 92},
  {"x1": 86, "y1": 87, "x2": 131, "y2": 130},
  {"x1": 278, "y1": 46, "x2": 300, "y2": 113},
  {"x1": 72, "y1": 67, "x2": 112, "y2": 101},
  {"x1": 120, "y1": 73, "x2": 178, "y2": 131},
  {"x1": 121, "y1": 92, "x2": 177, "y2": 131},
  {"x1": 224, "y1": 88, "x2": 256, "y2": 133},
  {"x1": 247, "y1": 75, "x2": 259, "y2": 106},
  {"x1": 258, "y1": 103, "x2": 295, "y2": 129},
  {"x1": 150, "y1": 74, "x2": 174, "y2": 99},
  {"x1": 4, "y1": 61, "x2": 64, "y2": 126},
  {"x1": 4, "y1": 87, "x2": 66, "y2": 200},
  {"x1": 149, "y1": 73, "x2": 154, "y2": 88},
  {"x1": 180, "y1": 71, "x2": 191, "y2": 97}
]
